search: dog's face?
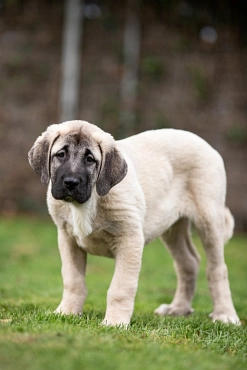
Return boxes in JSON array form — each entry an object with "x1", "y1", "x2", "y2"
[
  {"x1": 50, "y1": 132, "x2": 102, "y2": 203},
  {"x1": 28, "y1": 121, "x2": 128, "y2": 203}
]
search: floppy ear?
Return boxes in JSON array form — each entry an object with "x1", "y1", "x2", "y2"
[
  {"x1": 28, "y1": 128, "x2": 59, "y2": 186},
  {"x1": 96, "y1": 145, "x2": 128, "y2": 197}
]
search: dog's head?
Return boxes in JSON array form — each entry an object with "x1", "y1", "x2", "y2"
[{"x1": 28, "y1": 120, "x2": 128, "y2": 204}]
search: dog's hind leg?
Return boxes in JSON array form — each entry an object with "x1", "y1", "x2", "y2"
[
  {"x1": 155, "y1": 217, "x2": 200, "y2": 317},
  {"x1": 193, "y1": 206, "x2": 240, "y2": 324}
]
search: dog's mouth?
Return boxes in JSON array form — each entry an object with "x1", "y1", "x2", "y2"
[
  {"x1": 55, "y1": 192, "x2": 89, "y2": 204},
  {"x1": 51, "y1": 184, "x2": 92, "y2": 204},
  {"x1": 63, "y1": 195, "x2": 74, "y2": 203}
]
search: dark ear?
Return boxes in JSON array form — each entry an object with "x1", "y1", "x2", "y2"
[
  {"x1": 96, "y1": 146, "x2": 128, "y2": 196},
  {"x1": 28, "y1": 130, "x2": 59, "y2": 186}
]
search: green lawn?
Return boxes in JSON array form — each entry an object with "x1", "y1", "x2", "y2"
[{"x1": 0, "y1": 216, "x2": 246, "y2": 370}]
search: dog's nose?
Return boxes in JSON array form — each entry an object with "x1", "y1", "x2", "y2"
[{"x1": 64, "y1": 176, "x2": 80, "y2": 191}]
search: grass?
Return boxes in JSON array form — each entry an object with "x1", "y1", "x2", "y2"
[{"x1": 0, "y1": 216, "x2": 247, "y2": 370}]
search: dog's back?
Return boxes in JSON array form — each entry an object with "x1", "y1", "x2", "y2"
[{"x1": 118, "y1": 129, "x2": 227, "y2": 243}]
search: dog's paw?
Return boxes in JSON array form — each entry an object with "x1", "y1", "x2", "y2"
[
  {"x1": 101, "y1": 317, "x2": 129, "y2": 328},
  {"x1": 54, "y1": 303, "x2": 82, "y2": 315},
  {"x1": 154, "y1": 304, "x2": 194, "y2": 317},
  {"x1": 209, "y1": 312, "x2": 241, "y2": 325}
]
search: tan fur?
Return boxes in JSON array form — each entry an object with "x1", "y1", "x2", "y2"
[{"x1": 29, "y1": 120, "x2": 240, "y2": 326}]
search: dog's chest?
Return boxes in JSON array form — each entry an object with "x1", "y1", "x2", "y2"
[{"x1": 66, "y1": 202, "x2": 115, "y2": 258}]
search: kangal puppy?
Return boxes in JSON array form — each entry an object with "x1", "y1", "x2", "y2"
[{"x1": 28, "y1": 120, "x2": 240, "y2": 326}]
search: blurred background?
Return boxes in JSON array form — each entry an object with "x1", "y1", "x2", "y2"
[{"x1": 0, "y1": 0, "x2": 246, "y2": 231}]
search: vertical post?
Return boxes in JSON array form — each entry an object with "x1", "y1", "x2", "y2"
[
  {"x1": 119, "y1": 0, "x2": 141, "y2": 137},
  {"x1": 60, "y1": 0, "x2": 83, "y2": 122}
]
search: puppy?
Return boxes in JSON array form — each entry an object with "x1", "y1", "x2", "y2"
[{"x1": 28, "y1": 120, "x2": 240, "y2": 325}]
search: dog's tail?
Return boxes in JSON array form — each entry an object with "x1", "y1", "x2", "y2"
[{"x1": 224, "y1": 207, "x2": 235, "y2": 244}]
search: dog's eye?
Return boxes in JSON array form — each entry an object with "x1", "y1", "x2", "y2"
[
  {"x1": 86, "y1": 154, "x2": 95, "y2": 163},
  {"x1": 56, "y1": 150, "x2": 65, "y2": 159}
]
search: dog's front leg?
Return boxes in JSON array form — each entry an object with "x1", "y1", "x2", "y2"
[
  {"x1": 55, "y1": 228, "x2": 87, "y2": 315},
  {"x1": 102, "y1": 235, "x2": 144, "y2": 326}
]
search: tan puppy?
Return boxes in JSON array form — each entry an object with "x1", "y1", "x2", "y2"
[{"x1": 28, "y1": 120, "x2": 240, "y2": 325}]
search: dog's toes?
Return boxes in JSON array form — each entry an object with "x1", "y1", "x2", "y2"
[
  {"x1": 209, "y1": 312, "x2": 241, "y2": 325},
  {"x1": 101, "y1": 318, "x2": 129, "y2": 328},
  {"x1": 154, "y1": 304, "x2": 194, "y2": 317},
  {"x1": 54, "y1": 303, "x2": 82, "y2": 315},
  {"x1": 154, "y1": 304, "x2": 171, "y2": 316},
  {"x1": 54, "y1": 306, "x2": 63, "y2": 314}
]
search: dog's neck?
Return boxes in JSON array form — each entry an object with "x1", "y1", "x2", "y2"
[{"x1": 69, "y1": 196, "x2": 97, "y2": 240}]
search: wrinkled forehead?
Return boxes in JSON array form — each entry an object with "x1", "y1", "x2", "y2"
[{"x1": 51, "y1": 131, "x2": 102, "y2": 158}]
